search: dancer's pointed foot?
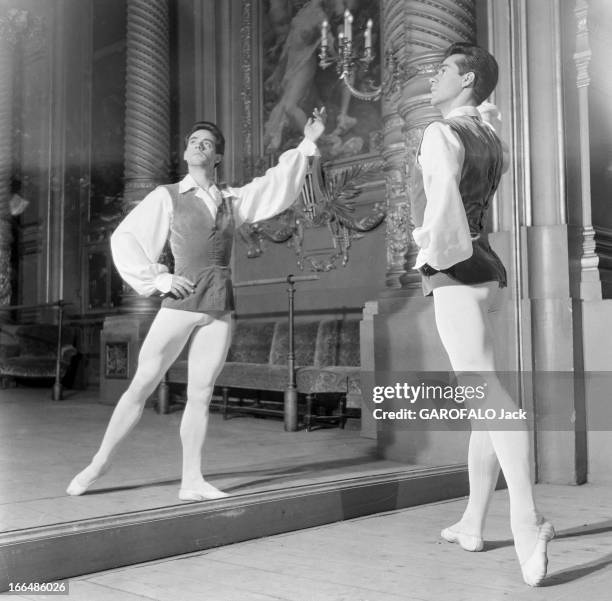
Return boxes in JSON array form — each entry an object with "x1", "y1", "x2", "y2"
[
  {"x1": 520, "y1": 520, "x2": 555, "y2": 587},
  {"x1": 178, "y1": 480, "x2": 229, "y2": 502},
  {"x1": 66, "y1": 463, "x2": 108, "y2": 496},
  {"x1": 441, "y1": 525, "x2": 484, "y2": 552}
]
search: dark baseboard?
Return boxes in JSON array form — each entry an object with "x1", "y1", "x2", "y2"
[{"x1": 0, "y1": 465, "x2": 468, "y2": 591}]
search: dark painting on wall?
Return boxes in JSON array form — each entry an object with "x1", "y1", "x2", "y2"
[{"x1": 260, "y1": 0, "x2": 382, "y2": 162}]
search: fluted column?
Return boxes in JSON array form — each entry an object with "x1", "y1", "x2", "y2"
[
  {"x1": 572, "y1": 0, "x2": 600, "y2": 300},
  {"x1": 121, "y1": 0, "x2": 170, "y2": 313},
  {"x1": 381, "y1": 0, "x2": 476, "y2": 290}
]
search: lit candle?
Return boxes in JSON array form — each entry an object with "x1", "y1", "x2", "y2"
[
  {"x1": 365, "y1": 19, "x2": 373, "y2": 49},
  {"x1": 344, "y1": 9, "x2": 353, "y2": 41},
  {"x1": 338, "y1": 30, "x2": 344, "y2": 46},
  {"x1": 321, "y1": 20, "x2": 328, "y2": 48}
]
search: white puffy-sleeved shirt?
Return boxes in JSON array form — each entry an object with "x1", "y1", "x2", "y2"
[
  {"x1": 111, "y1": 138, "x2": 318, "y2": 296},
  {"x1": 413, "y1": 104, "x2": 502, "y2": 271}
]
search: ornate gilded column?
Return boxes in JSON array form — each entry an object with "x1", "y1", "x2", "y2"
[
  {"x1": 381, "y1": 1, "x2": 410, "y2": 289},
  {"x1": 382, "y1": 111, "x2": 412, "y2": 289},
  {"x1": 381, "y1": 0, "x2": 476, "y2": 290},
  {"x1": 120, "y1": 0, "x2": 170, "y2": 313}
]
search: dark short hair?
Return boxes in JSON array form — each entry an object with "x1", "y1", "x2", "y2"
[
  {"x1": 443, "y1": 43, "x2": 498, "y2": 104},
  {"x1": 184, "y1": 121, "x2": 225, "y2": 156}
]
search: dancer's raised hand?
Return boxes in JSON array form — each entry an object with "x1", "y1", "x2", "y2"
[{"x1": 304, "y1": 106, "x2": 327, "y2": 143}]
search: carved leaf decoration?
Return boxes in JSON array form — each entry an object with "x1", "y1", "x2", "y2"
[
  {"x1": 322, "y1": 165, "x2": 386, "y2": 232},
  {"x1": 344, "y1": 207, "x2": 386, "y2": 232},
  {"x1": 251, "y1": 208, "x2": 296, "y2": 242},
  {"x1": 237, "y1": 224, "x2": 264, "y2": 258},
  {"x1": 238, "y1": 156, "x2": 386, "y2": 271},
  {"x1": 237, "y1": 207, "x2": 298, "y2": 258}
]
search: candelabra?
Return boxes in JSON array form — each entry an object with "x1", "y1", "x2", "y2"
[{"x1": 318, "y1": 9, "x2": 383, "y2": 101}]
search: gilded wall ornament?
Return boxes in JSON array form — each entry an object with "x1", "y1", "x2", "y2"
[
  {"x1": 385, "y1": 200, "x2": 411, "y2": 262},
  {"x1": 238, "y1": 157, "x2": 386, "y2": 271},
  {"x1": 382, "y1": 47, "x2": 401, "y2": 99}
]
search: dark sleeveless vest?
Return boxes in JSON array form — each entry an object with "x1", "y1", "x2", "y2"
[
  {"x1": 160, "y1": 183, "x2": 235, "y2": 312},
  {"x1": 419, "y1": 115, "x2": 507, "y2": 289}
]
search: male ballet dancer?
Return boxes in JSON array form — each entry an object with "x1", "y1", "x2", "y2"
[
  {"x1": 414, "y1": 43, "x2": 554, "y2": 586},
  {"x1": 68, "y1": 109, "x2": 326, "y2": 501}
]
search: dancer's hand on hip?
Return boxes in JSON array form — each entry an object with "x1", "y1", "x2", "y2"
[{"x1": 169, "y1": 275, "x2": 196, "y2": 299}]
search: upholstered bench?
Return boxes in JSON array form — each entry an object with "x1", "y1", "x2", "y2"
[
  {"x1": 296, "y1": 319, "x2": 361, "y2": 430},
  {"x1": 161, "y1": 317, "x2": 362, "y2": 429},
  {"x1": 0, "y1": 324, "x2": 77, "y2": 388},
  {"x1": 217, "y1": 319, "x2": 319, "y2": 395}
]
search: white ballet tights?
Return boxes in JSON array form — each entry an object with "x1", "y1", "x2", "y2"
[
  {"x1": 463, "y1": 429, "x2": 500, "y2": 537},
  {"x1": 73, "y1": 308, "x2": 231, "y2": 493},
  {"x1": 433, "y1": 283, "x2": 540, "y2": 564}
]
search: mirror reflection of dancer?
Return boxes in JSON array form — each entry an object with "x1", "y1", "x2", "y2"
[
  {"x1": 413, "y1": 43, "x2": 554, "y2": 587},
  {"x1": 67, "y1": 109, "x2": 326, "y2": 501}
]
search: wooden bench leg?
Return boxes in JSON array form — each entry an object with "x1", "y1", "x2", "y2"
[
  {"x1": 222, "y1": 387, "x2": 229, "y2": 420},
  {"x1": 51, "y1": 381, "x2": 63, "y2": 401},
  {"x1": 339, "y1": 394, "x2": 347, "y2": 429},
  {"x1": 157, "y1": 373, "x2": 170, "y2": 414},
  {"x1": 305, "y1": 394, "x2": 313, "y2": 432}
]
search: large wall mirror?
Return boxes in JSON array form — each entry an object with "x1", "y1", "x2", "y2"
[{"x1": 0, "y1": 0, "x2": 542, "y2": 585}]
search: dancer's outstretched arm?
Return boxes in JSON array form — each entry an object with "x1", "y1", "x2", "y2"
[{"x1": 231, "y1": 107, "x2": 326, "y2": 225}]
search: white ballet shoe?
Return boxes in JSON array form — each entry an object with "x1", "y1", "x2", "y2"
[
  {"x1": 441, "y1": 526, "x2": 484, "y2": 552},
  {"x1": 178, "y1": 483, "x2": 229, "y2": 502},
  {"x1": 66, "y1": 464, "x2": 108, "y2": 496},
  {"x1": 520, "y1": 521, "x2": 555, "y2": 587}
]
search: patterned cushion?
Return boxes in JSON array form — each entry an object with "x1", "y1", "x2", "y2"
[
  {"x1": 313, "y1": 320, "x2": 339, "y2": 367},
  {"x1": 313, "y1": 319, "x2": 360, "y2": 368},
  {"x1": 217, "y1": 362, "x2": 289, "y2": 391},
  {"x1": 0, "y1": 356, "x2": 70, "y2": 379},
  {"x1": 337, "y1": 320, "x2": 360, "y2": 367},
  {"x1": 227, "y1": 321, "x2": 276, "y2": 363},
  {"x1": 296, "y1": 366, "x2": 361, "y2": 395},
  {"x1": 269, "y1": 321, "x2": 319, "y2": 366},
  {"x1": 0, "y1": 343, "x2": 19, "y2": 360},
  {"x1": 0, "y1": 325, "x2": 76, "y2": 381},
  {"x1": 13, "y1": 325, "x2": 74, "y2": 357}
]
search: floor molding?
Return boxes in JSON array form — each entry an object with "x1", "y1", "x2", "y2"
[{"x1": 0, "y1": 465, "x2": 468, "y2": 590}]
